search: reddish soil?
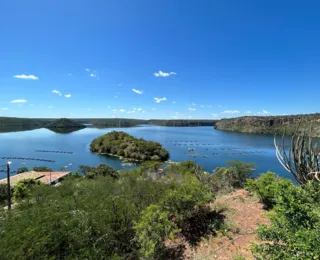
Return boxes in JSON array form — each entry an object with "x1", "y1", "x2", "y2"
[{"x1": 165, "y1": 189, "x2": 270, "y2": 260}]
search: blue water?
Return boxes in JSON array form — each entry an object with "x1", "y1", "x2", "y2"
[{"x1": 0, "y1": 125, "x2": 293, "y2": 180}]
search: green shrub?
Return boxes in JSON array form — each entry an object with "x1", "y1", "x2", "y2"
[
  {"x1": 252, "y1": 181, "x2": 320, "y2": 259},
  {"x1": 13, "y1": 178, "x2": 43, "y2": 200},
  {"x1": 32, "y1": 166, "x2": 52, "y2": 172},
  {"x1": 0, "y1": 184, "x2": 7, "y2": 204},
  {"x1": 245, "y1": 171, "x2": 292, "y2": 209},
  {"x1": 134, "y1": 205, "x2": 179, "y2": 258},
  {"x1": 17, "y1": 167, "x2": 29, "y2": 174},
  {"x1": 212, "y1": 161, "x2": 255, "y2": 192}
]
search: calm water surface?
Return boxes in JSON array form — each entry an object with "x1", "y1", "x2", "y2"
[{"x1": 0, "y1": 125, "x2": 292, "y2": 180}]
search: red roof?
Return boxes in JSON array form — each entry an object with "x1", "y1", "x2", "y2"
[{"x1": 37, "y1": 172, "x2": 71, "y2": 185}]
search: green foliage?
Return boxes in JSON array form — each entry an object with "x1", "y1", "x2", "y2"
[
  {"x1": 245, "y1": 172, "x2": 292, "y2": 209},
  {"x1": 0, "y1": 184, "x2": 7, "y2": 204},
  {"x1": 81, "y1": 164, "x2": 119, "y2": 179},
  {"x1": 17, "y1": 167, "x2": 29, "y2": 174},
  {"x1": 212, "y1": 160, "x2": 255, "y2": 192},
  {"x1": 13, "y1": 178, "x2": 43, "y2": 200},
  {"x1": 134, "y1": 205, "x2": 179, "y2": 258},
  {"x1": 252, "y1": 181, "x2": 320, "y2": 259},
  {"x1": 0, "y1": 161, "x2": 215, "y2": 259},
  {"x1": 90, "y1": 131, "x2": 170, "y2": 162},
  {"x1": 32, "y1": 166, "x2": 52, "y2": 172}
]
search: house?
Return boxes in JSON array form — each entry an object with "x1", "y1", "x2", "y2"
[{"x1": 0, "y1": 171, "x2": 71, "y2": 186}]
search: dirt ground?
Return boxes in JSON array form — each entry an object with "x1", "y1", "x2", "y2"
[{"x1": 166, "y1": 189, "x2": 270, "y2": 260}]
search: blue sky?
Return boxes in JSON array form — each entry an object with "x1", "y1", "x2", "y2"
[{"x1": 1, "y1": 0, "x2": 320, "y2": 119}]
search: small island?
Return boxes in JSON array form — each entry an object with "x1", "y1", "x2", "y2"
[
  {"x1": 45, "y1": 118, "x2": 86, "y2": 133},
  {"x1": 90, "y1": 131, "x2": 169, "y2": 162}
]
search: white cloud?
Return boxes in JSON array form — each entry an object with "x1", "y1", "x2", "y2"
[
  {"x1": 107, "y1": 106, "x2": 111, "y2": 108},
  {"x1": 65, "y1": 94, "x2": 71, "y2": 98},
  {"x1": 221, "y1": 110, "x2": 240, "y2": 114},
  {"x1": 200, "y1": 105, "x2": 205, "y2": 108},
  {"x1": 85, "y1": 68, "x2": 90, "y2": 72},
  {"x1": 132, "y1": 88, "x2": 143, "y2": 95},
  {"x1": 245, "y1": 111, "x2": 252, "y2": 114},
  {"x1": 48, "y1": 106, "x2": 54, "y2": 109},
  {"x1": 90, "y1": 73, "x2": 97, "y2": 78},
  {"x1": 172, "y1": 101, "x2": 176, "y2": 104},
  {"x1": 52, "y1": 90, "x2": 62, "y2": 96},
  {"x1": 11, "y1": 99, "x2": 27, "y2": 103},
  {"x1": 13, "y1": 74, "x2": 38, "y2": 80},
  {"x1": 189, "y1": 108, "x2": 196, "y2": 111},
  {"x1": 127, "y1": 110, "x2": 136, "y2": 114},
  {"x1": 119, "y1": 109, "x2": 126, "y2": 113},
  {"x1": 153, "y1": 71, "x2": 177, "y2": 77},
  {"x1": 154, "y1": 97, "x2": 167, "y2": 103},
  {"x1": 137, "y1": 108, "x2": 143, "y2": 111},
  {"x1": 1, "y1": 108, "x2": 8, "y2": 110},
  {"x1": 263, "y1": 110, "x2": 270, "y2": 114},
  {"x1": 191, "y1": 102, "x2": 196, "y2": 106}
]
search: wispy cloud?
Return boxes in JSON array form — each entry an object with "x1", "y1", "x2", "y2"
[
  {"x1": 208, "y1": 105, "x2": 212, "y2": 108},
  {"x1": 52, "y1": 90, "x2": 62, "y2": 96},
  {"x1": 68, "y1": 73, "x2": 72, "y2": 76},
  {"x1": 112, "y1": 109, "x2": 118, "y2": 112},
  {"x1": 65, "y1": 94, "x2": 71, "y2": 98},
  {"x1": 137, "y1": 108, "x2": 143, "y2": 111},
  {"x1": 11, "y1": 99, "x2": 27, "y2": 103},
  {"x1": 153, "y1": 71, "x2": 177, "y2": 77},
  {"x1": 212, "y1": 113, "x2": 221, "y2": 118},
  {"x1": 154, "y1": 97, "x2": 167, "y2": 103},
  {"x1": 119, "y1": 109, "x2": 126, "y2": 113},
  {"x1": 89, "y1": 73, "x2": 96, "y2": 78},
  {"x1": 88, "y1": 108, "x2": 93, "y2": 111},
  {"x1": 200, "y1": 105, "x2": 205, "y2": 108},
  {"x1": 132, "y1": 88, "x2": 143, "y2": 95},
  {"x1": 189, "y1": 108, "x2": 196, "y2": 111},
  {"x1": 218, "y1": 105, "x2": 222, "y2": 108},
  {"x1": 1, "y1": 108, "x2": 8, "y2": 110},
  {"x1": 127, "y1": 110, "x2": 135, "y2": 114},
  {"x1": 152, "y1": 108, "x2": 157, "y2": 111},
  {"x1": 107, "y1": 106, "x2": 111, "y2": 108},
  {"x1": 85, "y1": 68, "x2": 90, "y2": 72},
  {"x1": 245, "y1": 111, "x2": 252, "y2": 114},
  {"x1": 48, "y1": 106, "x2": 54, "y2": 109},
  {"x1": 13, "y1": 74, "x2": 38, "y2": 80},
  {"x1": 172, "y1": 101, "x2": 176, "y2": 104},
  {"x1": 191, "y1": 102, "x2": 196, "y2": 106},
  {"x1": 221, "y1": 110, "x2": 240, "y2": 114},
  {"x1": 263, "y1": 110, "x2": 270, "y2": 114}
]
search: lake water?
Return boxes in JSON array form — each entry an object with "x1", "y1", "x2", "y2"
[{"x1": 0, "y1": 125, "x2": 293, "y2": 180}]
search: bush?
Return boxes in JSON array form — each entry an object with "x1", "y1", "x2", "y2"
[
  {"x1": 212, "y1": 161, "x2": 255, "y2": 192},
  {"x1": 0, "y1": 184, "x2": 7, "y2": 204},
  {"x1": 252, "y1": 181, "x2": 320, "y2": 259},
  {"x1": 32, "y1": 166, "x2": 52, "y2": 172},
  {"x1": 17, "y1": 167, "x2": 29, "y2": 174},
  {"x1": 13, "y1": 178, "x2": 43, "y2": 200},
  {"x1": 84, "y1": 164, "x2": 119, "y2": 179},
  {"x1": 245, "y1": 171, "x2": 292, "y2": 209}
]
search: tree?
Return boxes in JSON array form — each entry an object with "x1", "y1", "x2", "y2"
[
  {"x1": 32, "y1": 166, "x2": 52, "y2": 172},
  {"x1": 17, "y1": 167, "x2": 29, "y2": 174},
  {"x1": 13, "y1": 178, "x2": 43, "y2": 200}
]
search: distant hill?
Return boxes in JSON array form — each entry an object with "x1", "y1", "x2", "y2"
[
  {"x1": 214, "y1": 114, "x2": 320, "y2": 137},
  {"x1": 147, "y1": 119, "x2": 217, "y2": 127}
]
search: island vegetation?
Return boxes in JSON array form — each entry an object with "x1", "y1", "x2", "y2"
[
  {"x1": 90, "y1": 131, "x2": 169, "y2": 162},
  {"x1": 45, "y1": 118, "x2": 86, "y2": 133}
]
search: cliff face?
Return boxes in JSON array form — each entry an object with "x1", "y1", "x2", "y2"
[{"x1": 214, "y1": 114, "x2": 320, "y2": 137}]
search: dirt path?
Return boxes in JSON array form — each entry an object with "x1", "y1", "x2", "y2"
[{"x1": 167, "y1": 189, "x2": 269, "y2": 260}]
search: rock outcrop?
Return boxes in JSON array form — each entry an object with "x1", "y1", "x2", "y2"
[{"x1": 214, "y1": 114, "x2": 320, "y2": 137}]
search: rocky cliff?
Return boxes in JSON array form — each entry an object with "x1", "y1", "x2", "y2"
[{"x1": 214, "y1": 114, "x2": 320, "y2": 137}]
